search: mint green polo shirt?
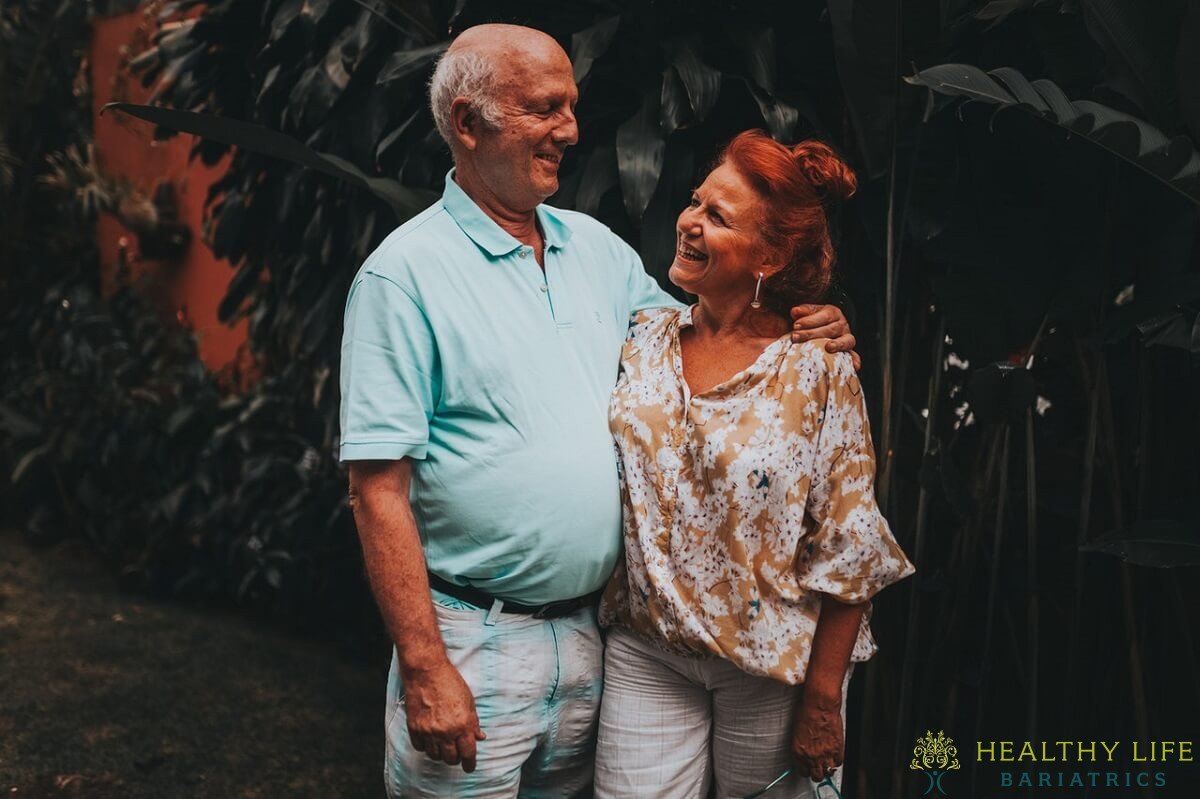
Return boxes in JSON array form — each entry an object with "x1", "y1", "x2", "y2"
[{"x1": 339, "y1": 172, "x2": 678, "y2": 604}]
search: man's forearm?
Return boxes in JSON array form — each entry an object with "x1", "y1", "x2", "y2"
[{"x1": 349, "y1": 462, "x2": 448, "y2": 679}]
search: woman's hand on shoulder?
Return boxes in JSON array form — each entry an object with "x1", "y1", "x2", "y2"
[{"x1": 789, "y1": 304, "x2": 861, "y2": 372}]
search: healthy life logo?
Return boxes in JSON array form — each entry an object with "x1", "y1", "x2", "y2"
[{"x1": 910, "y1": 730, "x2": 962, "y2": 796}]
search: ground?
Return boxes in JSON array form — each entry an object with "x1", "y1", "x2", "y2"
[{"x1": 0, "y1": 529, "x2": 388, "y2": 798}]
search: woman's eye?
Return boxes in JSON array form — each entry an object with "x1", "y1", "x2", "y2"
[
  {"x1": 710, "y1": 211, "x2": 725, "y2": 225},
  {"x1": 688, "y1": 196, "x2": 700, "y2": 208}
]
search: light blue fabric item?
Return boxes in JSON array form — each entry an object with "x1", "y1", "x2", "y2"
[
  {"x1": 339, "y1": 170, "x2": 679, "y2": 604},
  {"x1": 383, "y1": 592, "x2": 604, "y2": 798}
]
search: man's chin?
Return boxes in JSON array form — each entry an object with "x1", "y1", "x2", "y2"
[{"x1": 535, "y1": 178, "x2": 559, "y2": 201}]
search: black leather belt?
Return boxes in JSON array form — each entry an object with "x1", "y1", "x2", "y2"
[{"x1": 428, "y1": 573, "x2": 599, "y2": 619}]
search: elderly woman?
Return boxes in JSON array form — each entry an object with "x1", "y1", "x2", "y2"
[{"x1": 593, "y1": 131, "x2": 915, "y2": 798}]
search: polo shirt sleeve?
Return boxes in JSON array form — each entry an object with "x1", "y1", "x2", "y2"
[
  {"x1": 618, "y1": 239, "x2": 684, "y2": 313},
  {"x1": 339, "y1": 272, "x2": 439, "y2": 462}
]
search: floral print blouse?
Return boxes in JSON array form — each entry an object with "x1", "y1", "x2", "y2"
[{"x1": 599, "y1": 307, "x2": 915, "y2": 685}]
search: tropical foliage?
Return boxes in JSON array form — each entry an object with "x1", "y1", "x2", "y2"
[{"x1": 3, "y1": 0, "x2": 1199, "y2": 794}]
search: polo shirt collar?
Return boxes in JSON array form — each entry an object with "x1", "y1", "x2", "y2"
[{"x1": 441, "y1": 170, "x2": 573, "y2": 257}]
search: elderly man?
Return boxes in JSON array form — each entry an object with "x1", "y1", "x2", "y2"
[{"x1": 339, "y1": 24, "x2": 857, "y2": 798}]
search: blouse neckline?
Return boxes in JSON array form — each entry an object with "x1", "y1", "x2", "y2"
[{"x1": 672, "y1": 305, "x2": 793, "y2": 403}]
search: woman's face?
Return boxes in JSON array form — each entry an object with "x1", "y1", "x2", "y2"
[{"x1": 669, "y1": 163, "x2": 776, "y2": 302}]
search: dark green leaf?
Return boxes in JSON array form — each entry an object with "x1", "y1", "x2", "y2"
[
  {"x1": 905, "y1": 64, "x2": 1200, "y2": 203},
  {"x1": 575, "y1": 145, "x2": 618, "y2": 217},
  {"x1": 1079, "y1": 0, "x2": 1182, "y2": 127},
  {"x1": 269, "y1": 0, "x2": 306, "y2": 44},
  {"x1": 827, "y1": 0, "x2": 898, "y2": 177},
  {"x1": 571, "y1": 16, "x2": 620, "y2": 86},
  {"x1": 638, "y1": 140, "x2": 695, "y2": 289},
  {"x1": 615, "y1": 88, "x2": 666, "y2": 222},
  {"x1": 102, "y1": 103, "x2": 437, "y2": 220},
  {"x1": 974, "y1": 0, "x2": 1059, "y2": 29},
  {"x1": 1179, "y1": 2, "x2": 1200, "y2": 143},
  {"x1": 376, "y1": 41, "x2": 449, "y2": 85},
  {"x1": 166, "y1": 406, "x2": 196, "y2": 437},
  {"x1": 989, "y1": 67, "x2": 1051, "y2": 113},
  {"x1": 906, "y1": 63, "x2": 1017, "y2": 106},
  {"x1": 663, "y1": 37, "x2": 720, "y2": 122},
  {"x1": 737, "y1": 27, "x2": 776, "y2": 94},
  {"x1": 286, "y1": 25, "x2": 358, "y2": 129},
  {"x1": 659, "y1": 67, "x2": 690, "y2": 136},
  {"x1": 218, "y1": 260, "x2": 265, "y2": 322},
  {"x1": 12, "y1": 443, "x2": 50, "y2": 485},
  {"x1": 0, "y1": 403, "x2": 42, "y2": 439},
  {"x1": 745, "y1": 79, "x2": 800, "y2": 141},
  {"x1": 1081, "y1": 519, "x2": 1200, "y2": 567},
  {"x1": 1135, "y1": 311, "x2": 1200, "y2": 352},
  {"x1": 376, "y1": 107, "x2": 424, "y2": 165}
]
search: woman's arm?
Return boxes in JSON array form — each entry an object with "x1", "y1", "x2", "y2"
[
  {"x1": 788, "y1": 348, "x2": 915, "y2": 780},
  {"x1": 791, "y1": 596, "x2": 866, "y2": 781}
]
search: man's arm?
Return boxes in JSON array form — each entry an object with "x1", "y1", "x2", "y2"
[
  {"x1": 790, "y1": 304, "x2": 860, "y2": 371},
  {"x1": 348, "y1": 459, "x2": 486, "y2": 772}
]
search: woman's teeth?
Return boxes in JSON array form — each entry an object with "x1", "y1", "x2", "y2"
[{"x1": 678, "y1": 244, "x2": 707, "y2": 261}]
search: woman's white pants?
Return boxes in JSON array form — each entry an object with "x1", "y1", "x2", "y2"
[{"x1": 594, "y1": 627, "x2": 851, "y2": 799}]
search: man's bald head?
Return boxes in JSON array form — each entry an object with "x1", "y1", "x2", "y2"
[
  {"x1": 449, "y1": 23, "x2": 564, "y2": 64},
  {"x1": 428, "y1": 24, "x2": 572, "y2": 149}
]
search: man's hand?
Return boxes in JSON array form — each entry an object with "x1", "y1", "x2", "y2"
[
  {"x1": 789, "y1": 304, "x2": 861, "y2": 372},
  {"x1": 790, "y1": 690, "x2": 845, "y2": 782},
  {"x1": 403, "y1": 659, "x2": 487, "y2": 772}
]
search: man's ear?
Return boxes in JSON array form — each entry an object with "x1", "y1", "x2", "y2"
[{"x1": 449, "y1": 97, "x2": 479, "y2": 151}]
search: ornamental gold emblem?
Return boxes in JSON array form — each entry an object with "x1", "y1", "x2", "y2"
[{"x1": 909, "y1": 730, "x2": 960, "y2": 796}]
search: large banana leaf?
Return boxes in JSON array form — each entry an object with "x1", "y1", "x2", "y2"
[
  {"x1": 826, "y1": 0, "x2": 898, "y2": 178},
  {"x1": 905, "y1": 63, "x2": 1200, "y2": 203},
  {"x1": 1079, "y1": 0, "x2": 1182, "y2": 129},
  {"x1": 101, "y1": 103, "x2": 437, "y2": 223}
]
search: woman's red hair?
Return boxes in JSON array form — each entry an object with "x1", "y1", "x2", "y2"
[{"x1": 718, "y1": 130, "x2": 856, "y2": 314}]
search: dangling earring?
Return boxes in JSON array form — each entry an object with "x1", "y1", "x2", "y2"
[{"x1": 750, "y1": 272, "x2": 764, "y2": 309}]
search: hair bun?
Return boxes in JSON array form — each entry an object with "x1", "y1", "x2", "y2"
[{"x1": 790, "y1": 140, "x2": 857, "y2": 202}]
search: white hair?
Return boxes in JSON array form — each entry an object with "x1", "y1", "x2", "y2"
[{"x1": 428, "y1": 49, "x2": 504, "y2": 149}]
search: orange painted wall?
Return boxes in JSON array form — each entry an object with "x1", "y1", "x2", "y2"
[{"x1": 91, "y1": 9, "x2": 250, "y2": 375}]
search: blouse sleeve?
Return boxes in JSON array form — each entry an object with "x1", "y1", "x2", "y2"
[{"x1": 796, "y1": 350, "x2": 915, "y2": 603}]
